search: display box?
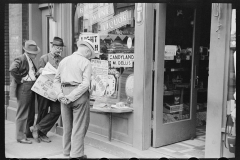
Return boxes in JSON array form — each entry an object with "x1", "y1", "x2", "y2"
[{"x1": 164, "y1": 103, "x2": 183, "y2": 113}]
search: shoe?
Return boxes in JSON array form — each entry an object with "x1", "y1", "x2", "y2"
[
  {"x1": 39, "y1": 135, "x2": 51, "y2": 143},
  {"x1": 17, "y1": 138, "x2": 32, "y2": 144},
  {"x1": 70, "y1": 155, "x2": 87, "y2": 160},
  {"x1": 30, "y1": 125, "x2": 41, "y2": 143},
  {"x1": 30, "y1": 125, "x2": 39, "y2": 139}
]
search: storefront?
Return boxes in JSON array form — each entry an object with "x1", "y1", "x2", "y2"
[{"x1": 7, "y1": 3, "x2": 235, "y2": 158}]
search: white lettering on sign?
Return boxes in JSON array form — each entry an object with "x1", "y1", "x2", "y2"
[
  {"x1": 80, "y1": 34, "x2": 100, "y2": 53},
  {"x1": 100, "y1": 10, "x2": 131, "y2": 33},
  {"x1": 78, "y1": 3, "x2": 114, "y2": 25},
  {"x1": 108, "y1": 53, "x2": 134, "y2": 67}
]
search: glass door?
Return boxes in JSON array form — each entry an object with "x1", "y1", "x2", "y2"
[{"x1": 152, "y1": 3, "x2": 200, "y2": 147}]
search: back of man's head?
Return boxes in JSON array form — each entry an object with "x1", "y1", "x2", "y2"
[{"x1": 77, "y1": 44, "x2": 92, "y2": 59}]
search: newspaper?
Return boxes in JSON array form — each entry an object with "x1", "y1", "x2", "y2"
[{"x1": 31, "y1": 62, "x2": 58, "y2": 101}]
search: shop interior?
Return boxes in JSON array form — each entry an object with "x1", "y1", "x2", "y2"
[{"x1": 158, "y1": 3, "x2": 211, "y2": 149}]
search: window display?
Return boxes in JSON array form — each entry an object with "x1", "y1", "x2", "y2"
[
  {"x1": 73, "y1": 3, "x2": 135, "y2": 109},
  {"x1": 163, "y1": 5, "x2": 194, "y2": 124}
]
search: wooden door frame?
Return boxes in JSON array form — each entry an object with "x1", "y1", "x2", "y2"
[
  {"x1": 205, "y1": 3, "x2": 232, "y2": 158},
  {"x1": 133, "y1": 3, "x2": 154, "y2": 150}
]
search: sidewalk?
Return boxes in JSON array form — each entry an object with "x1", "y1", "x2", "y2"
[
  {"x1": 5, "y1": 119, "x2": 204, "y2": 158},
  {"x1": 5, "y1": 120, "x2": 119, "y2": 159}
]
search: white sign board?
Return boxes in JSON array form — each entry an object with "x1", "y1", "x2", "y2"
[
  {"x1": 91, "y1": 59, "x2": 109, "y2": 96},
  {"x1": 108, "y1": 53, "x2": 134, "y2": 67},
  {"x1": 79, "y1": 34, "x2": 100, "y2": 54}
]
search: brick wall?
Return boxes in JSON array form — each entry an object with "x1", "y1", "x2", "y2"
[
  {"x1": 9, "y1": 4, "x2": 23, "y2": 67},
  {"x1": 8, "y1": 4, "x2": 29, "y2": 101}
]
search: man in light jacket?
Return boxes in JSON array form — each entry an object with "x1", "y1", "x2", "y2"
[{"x1": 53, "y1": 39, "x2": 95, "y2": 159}]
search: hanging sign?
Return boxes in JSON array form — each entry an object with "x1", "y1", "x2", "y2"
[
  {"x1": 100, "y1": 10, "x2": 131, "y2": 33},
  {"x1": 108, "y1": 53, "x2": 134, "y2": 67},
  {"x1": 90, "y1": 59, "x2": 109, "y2": 96},
  {"x1": 79, "y1": 33, "x2": 100, "y2": 54}
]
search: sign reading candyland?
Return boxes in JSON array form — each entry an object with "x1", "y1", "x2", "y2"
[{"x1": 108, "y1": 53, "x2": 134, "y2": 67}]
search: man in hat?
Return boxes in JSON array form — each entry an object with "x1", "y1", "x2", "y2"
[
  {"x1": 9, "y1": 40, "x2": 40, "y2": 144},
  {"x1": 30, "y1": 37, "x2": 65, "y2": 143},
  {"x1": 53, "y1": 39, "x2": 95, "y2": 159}
]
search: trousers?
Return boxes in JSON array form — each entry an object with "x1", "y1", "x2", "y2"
[
  {"x1": 36, "y1": 94, "x2": 61, "y2": 135},
  {"x1": 16, "y1": 81, "x2": 35, "y2": 140},
  {"x1": 61, "y1": 87, "x2": 90, "y2": 158}
]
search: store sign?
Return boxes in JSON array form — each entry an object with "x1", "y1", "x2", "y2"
[
  {"x1": 100, "y1": 10, "x2": 131, "y2": 33},
  {"x1": 108, "y1": 53, "x2": 134, "y2": 67},
  {"x1": 79, "y1": 34, "x2": 100, "y2": 53},
  {"x1": 91, "y1": 59, "x2": 109, "y2": 96},
  {"x1": 77, "y1": 3, "x2": 114, "y2": 26}
]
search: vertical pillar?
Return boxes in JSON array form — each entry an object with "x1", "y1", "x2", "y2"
[
  {"x1": 205, "y1": 3, "x2": 232, "y2": 158},
  {"x1": 133, "y1": 3, "x2": 154, "y2": 150}
]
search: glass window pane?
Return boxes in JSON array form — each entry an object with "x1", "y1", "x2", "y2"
[
  {"x1": 73, "y1": 3, "x2": 135, "y2": 108},
  {"x1": 163, "y1": 5, "x2": 194, "y2": 124}
]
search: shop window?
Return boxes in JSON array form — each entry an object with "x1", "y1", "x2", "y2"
[{"x1": 73, "y1": 3, "x2": 135, "y2": 108}]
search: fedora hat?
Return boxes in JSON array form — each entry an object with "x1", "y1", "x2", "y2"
[
  {"x1": 23, "y1": 40, "x2": 41, "y2": 54},
  {"x1": 77, "y1": 39, "x2": 95, "y2": 59},
  {"x1": 50, "y1": 37, "x2": 65, "y2": 46}
]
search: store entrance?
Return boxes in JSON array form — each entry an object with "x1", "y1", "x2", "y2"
[{"x1": 152, "y1": 3, "x2": 211, "y2": 149}]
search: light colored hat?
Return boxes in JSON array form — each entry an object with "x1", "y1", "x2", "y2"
[
  {"x1": 23, "y1": 40, "x2": 41, "y2": 54},
  {"x1": 77, "y1": 39, "x2": 95, "y2": 59}
]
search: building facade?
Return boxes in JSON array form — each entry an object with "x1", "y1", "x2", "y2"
[{"x1": 5, "y1": 3, "x2": 236, "y2": 158}]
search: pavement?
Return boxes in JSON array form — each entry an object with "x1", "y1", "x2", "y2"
[
  {"x1": 5, "y1": 119, "x2": 206, "y2": 159},
  {"x1": 5, "y1": 120, "x2": 119, "y2": 159}
]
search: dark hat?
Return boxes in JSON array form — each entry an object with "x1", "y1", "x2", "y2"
[
  {"x1": 50, "y1": 37, "x2": 65, "y2": 47},
  {"x1": 23, "y1": 40, "x2": 41, "y2": 54}
]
